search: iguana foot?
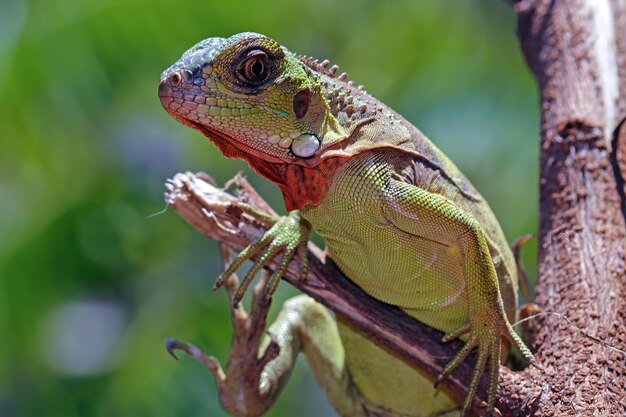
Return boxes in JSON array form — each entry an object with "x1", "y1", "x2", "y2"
[
  {"x1": 167, "y1": 263, "x2": 281, "y2": 417},
  {"x1": 435, "y1": 307, "x2": 535, "y2": 417},
  {"x1": 214, "y1": 209, "x2": 311, "y2": 306}
]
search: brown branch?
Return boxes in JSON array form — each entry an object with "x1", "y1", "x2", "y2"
[{"x1": 507, "y1": 0, "x2": 626, "y2": 415}]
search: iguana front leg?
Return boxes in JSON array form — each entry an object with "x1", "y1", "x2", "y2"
[
  {"x1": 213, "y1": 209, "x2": 311, "y2": 307},
  {"x1": 168, "y1": 247, "x2": 364, "y2": 417},
  {"x1": 382, "y1": 179, "x2": 535, "y2": 416}
]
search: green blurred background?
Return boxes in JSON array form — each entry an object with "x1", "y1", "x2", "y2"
[{"x1": 0, "y1": 0, "x2": 539, "y2": 416}]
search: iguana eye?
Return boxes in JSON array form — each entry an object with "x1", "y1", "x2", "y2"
[{"x1": 240, "y1": 51, "x2": 269, "y2": 83}]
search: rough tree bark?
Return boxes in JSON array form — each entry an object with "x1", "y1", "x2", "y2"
[
  {"x1": 164, "y1": 1, "x2": 626, "y2": 415},
  {"x1": 506, "y1": 0, "x2": 626, "y2": 415}
]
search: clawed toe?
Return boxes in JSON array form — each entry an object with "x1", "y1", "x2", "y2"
[
  {"x1": 165, "y1": 337, "x2": 186, "y2": 360},
  {"x1": 164, "y1": 337, "x2": 225, "y2": 382},
  {"x1": 435, "y1": 318, "x2": 519, "y2": 417},
  {"x1": 213, "y1": 211, "x2": 311, "y2": 308}
]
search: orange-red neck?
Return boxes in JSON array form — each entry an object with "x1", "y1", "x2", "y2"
[
  {"x1": 202, "y1": 133, "x2": 347, "y2": 211},
  {"x1": 246, "y1": 157, "x2": 346, "y2": 211}
]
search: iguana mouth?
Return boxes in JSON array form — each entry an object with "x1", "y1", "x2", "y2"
[
  {"x1": 185, "y1": 118, "x2": 292, "y2": 165},
  {"x1": 187, "y1": 119, "x2": 232, "y2": 146}
]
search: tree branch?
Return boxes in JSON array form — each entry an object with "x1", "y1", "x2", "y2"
[{"x1": 509, "y1": 0, "x2": 626, "y2": 414}]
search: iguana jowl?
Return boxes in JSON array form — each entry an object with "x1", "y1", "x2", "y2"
[{"x1": 158, "y1": 32, "x2": 535, "y2": 417}]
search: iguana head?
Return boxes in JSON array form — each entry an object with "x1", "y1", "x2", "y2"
[{"x1": 159, "y1": 32, "x2": 341, "y2": 164}]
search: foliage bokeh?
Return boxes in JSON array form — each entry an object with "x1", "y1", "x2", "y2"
[{"x1": 0, "y1": 0, "x2": 538, "y2": 416}]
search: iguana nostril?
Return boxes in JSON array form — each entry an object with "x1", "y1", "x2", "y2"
[
  {"x1": 168, "y1": 71, "x2": 182, "y2": 86},
  {"x1": 293, "y1": 89, "x2": 310, "y2": 118}
]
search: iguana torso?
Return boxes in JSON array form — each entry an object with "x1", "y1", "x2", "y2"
[
  {"x1": 301, "y1": 149, "x2": 517, "y2": 416},
  {"x1": 159, "y1": 32, "x2": 533, "y2": 417}
]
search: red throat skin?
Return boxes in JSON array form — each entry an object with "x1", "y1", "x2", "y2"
[
  {"x1": 271, "y1": 158, "x2": 347, "y2": 211},
  {"x1": 201, "y1": 130, "x2": 348, "y2": 211}
]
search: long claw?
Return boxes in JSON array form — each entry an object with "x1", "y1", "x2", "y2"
[
  {"x1": 435, "y1": 336, "x2": 478, "y2": 389},
  {"x1": 214, "y1": 236, "x2": 271, "y2": 291},
  {"x1": 165, "y1": 337, "x2": 183, "y2": 360},
  {"x1": 460, "y1": 346, "x2": 488, "y2": 417},
  {"x1": 486, "y1": 342, "x2": 501, "y2": 414},
  {"x1": 165, "y1": 337, "x2": 225, "y2": 382},
  {"x1": 260, "y1": 248, "x2": 295, "y2": 306},
  {"x1": 505, "y1": 323, "x2": 538, "y2": 367},
  {"x1": 232, "y1": 244, "x2": 282, "y2": 306},
  {"x1": 218, "y1": 244, "x2": 240, "y2": 297}
]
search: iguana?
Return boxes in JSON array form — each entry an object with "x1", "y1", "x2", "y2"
[{"x1": 158, "y1": 32, "x2": 535, "y2": 417}]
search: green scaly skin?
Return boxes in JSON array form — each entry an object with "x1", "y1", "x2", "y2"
[{"x1": 159, "y1": 32, "x2": 535, "y2": 417}]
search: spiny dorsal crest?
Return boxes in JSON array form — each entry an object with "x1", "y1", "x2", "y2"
[
  {"x1": 296, "y1": 54, "x2": 378, "y2": 118},
  {"x1": 297, "y1": 55, "x2": 366, "y2": 91}
]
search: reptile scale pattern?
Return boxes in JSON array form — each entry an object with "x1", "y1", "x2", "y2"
[{"x1": 301, "y1": 150, "x2": 516, "y2": 416}]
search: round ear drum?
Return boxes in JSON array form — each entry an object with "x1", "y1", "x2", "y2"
[{"x1": 293, "y1": 89, "x2": 310, "y2": 118}]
